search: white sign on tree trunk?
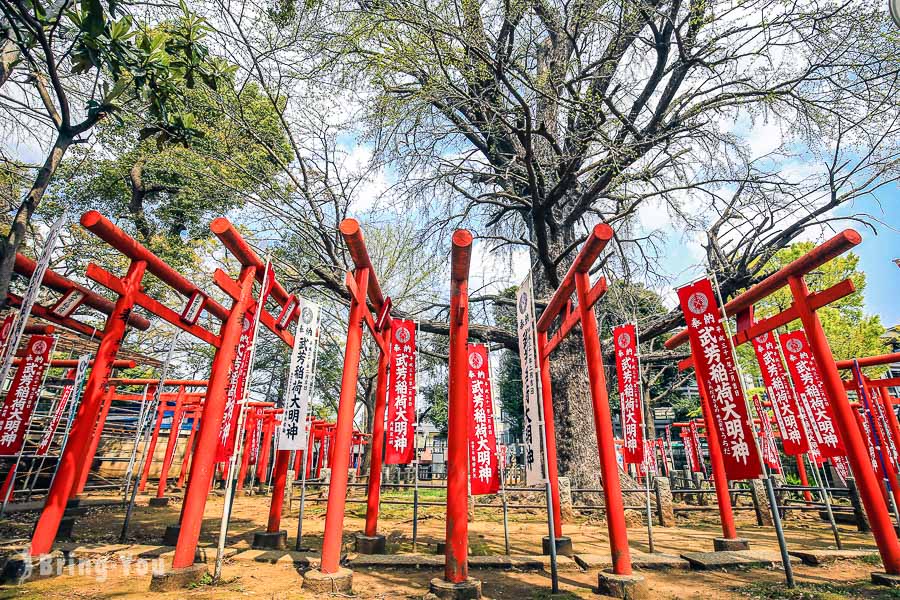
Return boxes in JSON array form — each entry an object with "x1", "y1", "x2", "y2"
[
  {"x1": 277, "y1": 298, "x2": 321, "y2": 450},
  {"x1": 516, "y1": 272, "x2": 545, "y2": 487}
]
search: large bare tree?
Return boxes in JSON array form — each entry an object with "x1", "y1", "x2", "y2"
[{"x1": 302, "y1": 0, "x2": 900, "y2": 485}]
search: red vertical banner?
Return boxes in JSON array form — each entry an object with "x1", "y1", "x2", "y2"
[
  {"x1": 217, "y1": 267, "x2": 276, "y2": 462},
  {"x1": 832, "y1": 455, "x2": 851, "y2": 483},
  {"x1": 681, "y1": 428, "x2": 699, "y2": 473},
  {"x1": 0, "y1": 314, "x2": 13, "y2": 353},
  {"x1": 248, "y1": 408, "x2": 264, "y2": 465},
  {"x1": 639, "y1": 439, "x2": 657, "y2": 476},
  {"x1": 752, "y1": 331, "x2": 809, "y2": 456},
  {"x1": 856, "y1": 409, "x2": 881, "y2": 476},
  {"x1": 217, "y1": 312, "x2": 256, "y2": 462},
  {"x1": 677, "y1": 278, "x2": 762, "y2": 480},
  {"x1": 0, "y1": 335, "x2": 54, "y2": 455},
  {"x1": 467, "y1": 343, "x2": 499, "y2": 495},
  {"x1": 752, "y1": 394, "x2": 782, "y2": 473},
  {"x1": 37, "y1": 369, "x2": 75, "y2": 456},
  {"x1": 690, "y1": 420, "x2": 706, "y2": 473},
  {"x1": 613, "y1": 323, "x2": 643, "y2": 464},
  {"x1": 385, "y1": 319, "x2": 416, "y2": 465},
  {"x1": 779, "y1": 329, "x2": 844, "y2": 459}
]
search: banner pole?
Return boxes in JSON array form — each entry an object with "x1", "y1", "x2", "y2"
[
  {"x1": 486, "y1": 346, "x2": 510, "y2": 556},
  {"x1": 811, "y1": 456, "x2": 842, "y2": 548},
  {"x1": 632, "y1": 322, "x2": 655, "y2": 554},
  {"x1": 215, "y1": 257, "x2": 272, "y2": 581},
  {"x1": 120, "y1": 333, "x2": 179, "y2": 542},
  {"x1": 528, "y1": 278, "x2": 558, "y2": 593},
  {"x1": 710, "y1": 272, "x2": 794, "y2": 587},
  {"x1": 45, "y1": 355, "x2": 90, "y2": 494},
  {"x1": 0, "y1": 212, "x2": 66, "y2": 394},
  {"x1": 412, "y1": 321, "x2": 421, "y2": 553},
  {"x1": 295, "y1": 421, "x2": 311, "y2": 551},
  {"x1": 122, "y1": 384, "x2": 150, "y2": 503}
]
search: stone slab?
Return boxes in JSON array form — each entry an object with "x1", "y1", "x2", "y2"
[
  {"x1": 789, "y1": 549, "x2": 880, "y2": 566},
  {"x1": 231, "y1": 549, "x2": 320, "y2": 568},
  {"x1": 680, "y1": 550, "x2": 801, "y2": 571},
  {"x1": 574, "y1": 551, "x2": 689, "y2": 571},
  {"x1": 132, "y1": 544, "x2": 238, "y2": 563}
]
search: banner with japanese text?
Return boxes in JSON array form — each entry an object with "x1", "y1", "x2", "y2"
[
  {"x1": 752, "y1": 394, "x2": 782, "y2": 473},
  {"x1": 217, "y1": 263, "x2": 276, "y2": 462},
  {"x1": 516, "y1": 272, "x2": 545, "y2": 486},
  {"x1": 856, "y1": 409, "x2": 881, "y2": 476},
  {"x1": 386, "y1": 319, "x2": 417, "y2": 464},
  {"x1": 855, "y1": 364, "x2": 899, "y2": 468},
  {"x1": 752, "y1": 331, "x2": 809, "y2": 456},
  {"x1": 278, "y1": 299, "x2": 321, "y2": 451},
  {"x1": 37, "y1": 354, "x2": 90, "y2": 456},
  {"x1": 0, "y1": 314, "x2": 13, "y2": 353},
  {"x1": 248, "y1": 408, "x2": 264, "y2": 465},
  {"x1": 467, "y1": 344, "x2": 500, "y2": 495},
  {"x1": 639, "y1": 438, "x2": 657, "y2": 476},
  {"x1": 832, "y1": 455, "x2": 851, "y2": 484},
  {"x1": 690, "y1": 419, "x2": 706, "y2": 473},
  {"x1": 779, "y1": 329, "x2": 844, "y2": 459},
  {"x1": 0, "y1": 335, "x2": 54, "y2": 455},
  {"x1": 681, "y1": 428, "x2": 699, "y2": 473},
  {"x1": 613, "y1": 323, "x2": 643, "y2": 464},
  {"x1": 677, "y1": 278, "x2": 762, "y2": 480}
]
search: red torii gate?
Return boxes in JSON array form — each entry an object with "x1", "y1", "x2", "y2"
[
  {"x1": 303, "y1": 218, "x2": 392, "y2": 593},
  {"x1": 429, "y1": 229, "x2": 478, "y2": 598},
  {"x1": 27, "y1": 211, "x2": 238, "y2": 567},
  {"x1": 676, "y1": 355, "x2": 745, "y2": 548},
  {"x1": 236, "y1": 401, "x2": 274, "y2": 491},
  {"x1": 167, "y1": 217, "x2": 297, "y2": 573},
  {"x1": 534, "y1": 224, "x2": 636, "y2": 586},
  {"x1": 206, "y1": 218, "x2": 299, "y2": 551},
  {"x1": 666, "y1": 230, "x2": 900, "y2": 578}
]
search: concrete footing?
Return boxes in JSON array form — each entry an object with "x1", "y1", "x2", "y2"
[
  {"x1": 0, "y1": 551, "x2": 65, "y2": 584},
  {"x1": 713, "y1": 537, "x2": 750, "y2": 552},
  {"x1": 148, "y1": 497, "x2": 171, "y2": 507},
  {"x1": 149, "y1": 564, "x2": 208, "y2": 591},
  {"x1": 597, "y1": 570, "x2": 649, "y2": 599},
  {"x1": 541, "y1": 535, "x2": 573, "y2": 557},
  {"x1": 872, "y1": 572, "x2": 900, "y2": 587},
  {"x1": 355, "y1": 534, "x2": 386, "y2": 555},
  {"x1": 426, "y1": 577, "x2": 482, "y2": 599},
  {"x1": 302, "y1": 567, "x2": 353, "y2": 594},
  {"x1": 163, "y1": 524, "x2": 180, "y2": 546},
  {"x1": 252, "y1": 530, "x2": 288, "y2": 550}
]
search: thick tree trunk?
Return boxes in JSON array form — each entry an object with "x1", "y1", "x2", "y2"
[
  {"x1": 127, "y1": 160, "x2": 155, "y2": 241},
  {"x1": 535, "y1": 225, "x2": 606, "y2": 489},
  {"x1": 549, "y1": 332, "x2": 603, "y2": 488},
  {"x1": 0, "y1": 131, "x2": 71, "y2": 305}
]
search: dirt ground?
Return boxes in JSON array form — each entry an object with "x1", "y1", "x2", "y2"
[{"x1": 0, "y1": 486, "x2": 896, "y2": 599}]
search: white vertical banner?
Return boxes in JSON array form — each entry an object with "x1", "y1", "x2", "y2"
[
  {"x1": 0, "y1": 212, "x2": 66, "y2": 391},
  {"x1": 516, "y1": 271, "x2": 545, "y2": 487},
  {"x1": 278, "y1": 298, "x2": 321, "y2": 450}
]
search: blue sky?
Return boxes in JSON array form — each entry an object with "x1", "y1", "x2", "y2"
[{"x1": 837, "y1": 194, "x2": 900, "y2": 327}]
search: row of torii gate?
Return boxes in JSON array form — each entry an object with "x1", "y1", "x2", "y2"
[{"x1": 4, "y1": 212, "x2": 900, "y2": 597}]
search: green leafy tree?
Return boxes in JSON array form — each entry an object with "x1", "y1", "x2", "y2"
[
  {"x1": 0, "y1": 0, "x2": 231, "y2": 303},
  {"x1": 742, "y1": 243, "x2": 889, "y2": 377},
  {"x1": 423, "y1": 382, "x2": 448, "y2": 437},
  {"x1": 48, "y1": 76, "x2": 290, "y2": 270}
]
